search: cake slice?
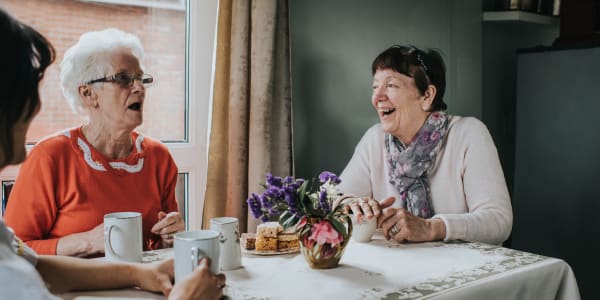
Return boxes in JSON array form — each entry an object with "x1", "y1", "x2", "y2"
[
  {"x1": 255, "y1": 236, "x2": 278, "y2": 252},
  {"x1": 277, "y1": 232, "x2": 299, "y2": 252},
  {"x1": 242, "y1": 233, "x2": 256, "y2": 250},
  {"x1": 257, "y1": 221, "x2": 283, "y2": 238}
]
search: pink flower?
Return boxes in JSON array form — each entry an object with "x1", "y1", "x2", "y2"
[
  {"x1": 308, "y1": 220, "x2": 343, "y2": 247},
  {"x1": 303, "y1": 234, "x2": 315, "y2": 249},
  {"x1": 296, "y1": 216, "x2": 308, "y2": 230}
]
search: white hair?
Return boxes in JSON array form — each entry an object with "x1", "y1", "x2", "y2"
[{"x1": 60, "y1": 28, "x2": 145, "y2": 114}]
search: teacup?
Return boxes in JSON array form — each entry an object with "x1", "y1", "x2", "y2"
[
  {"x1": 104, "y1": 212, "x2": 143, "y2": 262},
  {"x1": 350, "y1": 214, "x2": 377, "y2": 243},
  {"x1": 210, "y1": 217, "x2": 242, "y2": 271},
  {"x1": 174, "y1": 230, "x2": 220, "y2": 283}
]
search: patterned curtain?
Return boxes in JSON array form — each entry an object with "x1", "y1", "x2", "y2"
[{"x1": 202, "y1": 0, "x2": 293, "y2": 233}]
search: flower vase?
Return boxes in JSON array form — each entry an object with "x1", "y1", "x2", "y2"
[{"x1": 299, "y1": 217, "x2": 352, "y2": 269}]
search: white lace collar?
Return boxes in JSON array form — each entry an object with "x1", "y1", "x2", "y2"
[{"x1": 63, "y1": 130, "x2": 145, "y2": 173}]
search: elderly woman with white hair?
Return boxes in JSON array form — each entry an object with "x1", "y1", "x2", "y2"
[{"x1": 5, "y1": 28, "x2": 185, "y2": 257}]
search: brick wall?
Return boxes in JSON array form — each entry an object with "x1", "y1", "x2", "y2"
[{"x1": 1, "y1": 0, "x2": 186, "y2": 142}]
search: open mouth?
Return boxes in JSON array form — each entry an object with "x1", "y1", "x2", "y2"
[
  {"x1": 128, "y1": 102, "x2": 142, "y2": 111},
  {"x1": 379, "y1": 108, "x2": 396, "y2": 116}
]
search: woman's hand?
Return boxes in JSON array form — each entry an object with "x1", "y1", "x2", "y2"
[
  {"x1": 168, "y1": 257, "x2": 226, "y2": 300},
  {"x1": 151, "y1": 211, "x2": 185, "y2": 247},
  {"x1": 134, "y1": 258, "x2": 174, "y2": 296},
  {"x1": 379, "y1": 208, "x2": 446, "y2": 242},
  {"x1": 347, "y1": 196, "x2": 395, "y2": 224},
  {"x1": 56, "y1": 223, "x2": 105, "y2": 257}
]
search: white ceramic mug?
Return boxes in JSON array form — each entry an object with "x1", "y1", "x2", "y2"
[
  {"x1": 350, "y1": 214, "x2": 377, "y2": 243},
  {"x1": 174, "y1": 230, "x2": 220, "y2": 283},
  {"x1": 104, "y1": 212, "x2": 143, "y2": 262},
  {"x1": 210, "y1": 217, "x2": 242, "y2": 271}
]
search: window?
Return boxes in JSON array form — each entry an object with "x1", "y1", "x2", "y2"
[{"x1": 0, "y1": 0, "x2": 218, "y2": 229}]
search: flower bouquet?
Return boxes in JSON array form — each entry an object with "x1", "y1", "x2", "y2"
[{"x1": 247, "y1": 171, "x2": 352, "y2": 268}]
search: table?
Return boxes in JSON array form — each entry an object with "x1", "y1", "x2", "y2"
[{"x1": 61, "y1": 233, "x2": 580, "y2": 300}]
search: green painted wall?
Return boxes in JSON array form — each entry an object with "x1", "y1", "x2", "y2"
[{"x1": 290, "y1": 0, "x2": 482, "y2": 179}]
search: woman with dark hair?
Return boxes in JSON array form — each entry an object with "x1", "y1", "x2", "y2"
[
  {"x1": 0, "y1": 8, "x2": 225, "y2": 299},
  {"x1": 338, "y1": 45, "x2": 512, "y2": 245}
]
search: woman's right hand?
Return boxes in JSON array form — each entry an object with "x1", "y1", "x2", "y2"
[
  {"x1": 168, "y1": 257, "x2": 226, "y2": 300},
  {"x1": 56, "y1": 223, "x2": 105, "y2": 257},
  {"x1": 345, "y1": 196, "x2": 396, "y2": 224}
]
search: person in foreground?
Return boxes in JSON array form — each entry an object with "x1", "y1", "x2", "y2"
[
  {"x1": 0, "y1": 9, "x2": 225, "y2": 299},
  {"x1": 338, "y1": 45, "x2": 512, "y2": 245},
  {"x1": 4, "y1": 27, "x2": 184, "y2": 256}
]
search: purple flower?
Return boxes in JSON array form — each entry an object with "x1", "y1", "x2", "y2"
[
  {"x1": 284, "y1": 186, "x2": 299, "y2": 214},
  {"x1": 283, "y1": 176, "x2": 295, "y2": 184},
  {"x1": 247, "y1": 193, "x2": 263, "y2": 219},
  {"x1": 318, "y1": 190, "x2": 330, "y2": 213},
  {"x1": 266, "y1": 173, "x2": 283, "y2": 187},
  {"x1": 318, "y1": 171, "x2": 341, "y2": 184}
]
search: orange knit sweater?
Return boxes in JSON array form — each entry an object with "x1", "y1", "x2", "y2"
[{"x1": 4, "y1": 127, "x2": 179, "y2": 255}]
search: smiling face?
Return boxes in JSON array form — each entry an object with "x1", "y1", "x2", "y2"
[
  {"x1": 87, "y1": 50, "x2": 146, "y2": 132},
  {"x1": 371, "y1": 68, "x2": 433, "y2": 140}
]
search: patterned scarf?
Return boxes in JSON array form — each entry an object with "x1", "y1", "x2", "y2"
[{"x1": 384, "y1": 111, "x2": 449, "y2": 218}]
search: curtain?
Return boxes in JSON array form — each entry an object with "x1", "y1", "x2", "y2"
[{"x1": 202, "y1": 0, "x2": 292, "y2": 233}]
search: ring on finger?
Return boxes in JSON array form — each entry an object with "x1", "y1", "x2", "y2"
[{"x1": 389, "y1": 224, "x2": 399, "y2": 236}]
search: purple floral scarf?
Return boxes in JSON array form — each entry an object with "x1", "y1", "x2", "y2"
[{"x1": 384, "y1": 111, "x2": 449, "y2": 218}]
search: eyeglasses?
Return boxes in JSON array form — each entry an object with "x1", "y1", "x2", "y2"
[{"x1": 85, "y1": 72, "x2": 154, "y2": 88}]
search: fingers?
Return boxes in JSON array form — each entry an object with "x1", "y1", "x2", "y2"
[
  {"x1": 379, "y1": 196, "x2": 396, "y2": 209},
  {"x1": 159, "y1": 273, "x2": 174, "y2": 297},
  {"x1": 377, "y1": 208, "x2": 396, "y2": 228},
  {"x1": 151, "y1": 211, "x2": 183, "y2": 235},
  {"x1": 215, "y1": 273, "x2": 227, "y2": 289},
  {"x1": 198, "y1": 256, "x2": 211, "y2": 269}
]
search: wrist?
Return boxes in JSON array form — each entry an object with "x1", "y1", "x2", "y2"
[
  {"x1": 428, "y1": 218, "x2": 446, "y2": 241},
  {"x1": 127, "y1": 263, "x2": 144, "y2": 287}
]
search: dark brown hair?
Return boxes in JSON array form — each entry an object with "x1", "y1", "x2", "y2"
[
  {"x1": 0, "y1": 8, "x2": 55, "y2": 168},
  {"x1": 371, "y1": 45, "x2": 447, "y2": 111}
]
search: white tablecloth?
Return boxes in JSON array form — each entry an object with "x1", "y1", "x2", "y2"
[{"x1": 61, "y1": 233, "x2": 580, "y2": 300}]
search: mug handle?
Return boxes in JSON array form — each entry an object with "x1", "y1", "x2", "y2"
[
  {"x1": 106, "y1": 224, "x2": 118, "y2": 258},
  {"x1": 190, "y1": 247, "x2": 204, "y2": 272}
]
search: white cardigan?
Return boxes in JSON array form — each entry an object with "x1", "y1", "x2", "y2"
[{"x1": 338, "y1": 116, "x2": 513, "y2": 245}]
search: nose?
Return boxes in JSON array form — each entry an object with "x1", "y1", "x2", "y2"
[
  {"x1": 372, "y1": 85, "x2": 386, "y2": 101},
  {"x1": 131, "y1": 78, "x2": 144, "y2": 93}
]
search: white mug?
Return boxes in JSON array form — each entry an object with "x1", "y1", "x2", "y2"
[
  {"x1": 174, "y1": 230, "x2": 220, "y2": 283},
  {"x1": 210, "y1": 217, "x2": 242, "y2": 271},
  {"x1": 350, "y1": 214, "x2": 377, "y2": 243},
  {"x1": 104, "y1": 212, "x2": 143, "y2": 262}
]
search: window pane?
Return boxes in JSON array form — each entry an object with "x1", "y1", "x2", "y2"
[
  {"x1": 4, "y1": 0, "x2": 186, "y2": 143},
  {"x1": 175, "y1": 173, "x2": 188, "y2": 229}
]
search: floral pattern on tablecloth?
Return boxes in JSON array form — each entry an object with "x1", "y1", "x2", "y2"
[{"x1": 379, "y1": 242, "x2": 547, "y2": 300}]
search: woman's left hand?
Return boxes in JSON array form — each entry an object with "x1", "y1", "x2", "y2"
[
  {"x1": 151, "y1": 211, "x2": 185, "y2": 247},
  {"x1": 379, "y1": 208, "x2": 446, "y2": 243},
  {"x1": 134, "y1": 258, "x2": 174, "y2": 296}
]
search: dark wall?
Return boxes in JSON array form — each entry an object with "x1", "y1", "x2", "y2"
[{"x1": 513, "y1": 47, "x2": 600, "y2": 300}]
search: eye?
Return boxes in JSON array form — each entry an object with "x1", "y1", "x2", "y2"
[
  {"x1": 114, "y1": 73, "x2": 133, "y2": 85},
  {"x1": 372, "y1": 84, "x2": 379, "y2": 90},
  {"x1": 387, "y1": 83, "x2": 398, "y2": 88}
]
